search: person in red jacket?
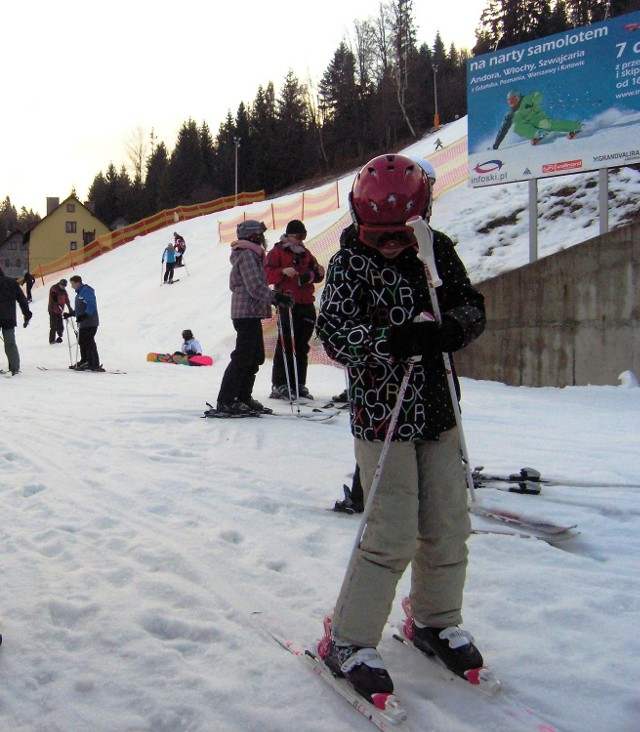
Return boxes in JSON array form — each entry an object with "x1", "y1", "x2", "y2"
[
  {"x1": 47, "y1": 279, "x2": 73, "y2": 344},
  {"x1": 265, "y1": 219, "x2": 324, "y2": 400}
]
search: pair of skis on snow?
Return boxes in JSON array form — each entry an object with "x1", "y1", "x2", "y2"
[
  {"x1": 467, "y1": 466, "x2": 579, "y2": 542},
  {"x1": 252, "y1": 600, "x2": 564, "y2": 732},
  {"x1": 36, "y1": 366, "x2": 126, "y2": 375},
  {"x1": 201, "y1": 400, "x2": 341, "y2": 423}
]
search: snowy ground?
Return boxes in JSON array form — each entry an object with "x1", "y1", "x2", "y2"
[{"x1": 1, "y1": 124, "x2": 639, "y2": 731}]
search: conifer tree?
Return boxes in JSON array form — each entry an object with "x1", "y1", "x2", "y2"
[{"x1": 144, "y1": 142, "x2": 171, "y2": 214}]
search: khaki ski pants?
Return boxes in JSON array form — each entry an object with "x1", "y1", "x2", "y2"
[{"x1": 332, "y1": 427, "x2": 471, "y2": 648}]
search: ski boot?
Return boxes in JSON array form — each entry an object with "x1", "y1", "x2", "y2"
[{"x1": 318, "y1": 616, "x2": 394, "y2": 703}]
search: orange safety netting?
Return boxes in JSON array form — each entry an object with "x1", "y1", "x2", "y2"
[
  {"x1": 35, "y1": 190, "x2": 265, "y2": 283},
  {"x1": 219, "y1": 182, "x2": 340, "y2": 243}
]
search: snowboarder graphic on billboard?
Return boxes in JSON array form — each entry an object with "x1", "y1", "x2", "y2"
[{"x1": 492, "y1": 89, "x2": 581, "y2": 149}]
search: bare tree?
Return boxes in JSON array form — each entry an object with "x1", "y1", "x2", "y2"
[
  {"x1": 388, "y1": 0, "x2": 418, "y2": 137},
  {"x1": 370, "y1": 3, "x2": 391, "y2": 80},
  {"x1": 303, "y1": 74, "x2": 330, "y2": 165},
  {"x1": 125, "y1": 126, "x2": 149, "y2": 183},
  {"x1": 350, "y1": 19, "x2": 377, "y2": 90}
]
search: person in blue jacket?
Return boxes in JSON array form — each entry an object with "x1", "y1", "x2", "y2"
[
  {"x1": 162, "y1": 243, "x2": 177, "y2": 284},
  {"x1": 64, "y1": 275, "x2": 102, "y2": 371}
]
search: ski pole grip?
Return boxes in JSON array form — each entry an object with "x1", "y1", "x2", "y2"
[{"x1": 407, "y1": 216, "x2": 442, "y2": 287}]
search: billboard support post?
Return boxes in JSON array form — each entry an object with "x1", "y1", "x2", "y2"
[
  {"x1": 528, "y1": 179, "x2": 538, "y2": 263},
  {"x1": 599, "y1": 169, "x2": 609, "y2": 235}
]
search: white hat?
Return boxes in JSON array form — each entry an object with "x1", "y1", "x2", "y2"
[{"x1": 415, "y1": 158, "x2": 436, "y2": 182}]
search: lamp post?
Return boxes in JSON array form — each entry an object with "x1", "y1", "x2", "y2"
[
  {"x1": 432, "y1": 63, "x2": 440, "y2": 130},
  {"x1": 233, "y1": 136, "x2": 241, "y2": 206}
]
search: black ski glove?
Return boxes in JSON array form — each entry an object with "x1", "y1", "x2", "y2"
[
  {"x1": 76, "y1": 313, "x2": 87, "y2": 323},
  {"x1": 23, "y1": 311, "x2": 32, "y2": 328},
  {"x1": 388, "y1": 317, "x2": 465, "y2": 359},
  {"x1": 273, "y1": 292, "x2": 294, "y2": 309},
  {"x1": 63, "y1": 310, "x2": 75, "y2": 319}
]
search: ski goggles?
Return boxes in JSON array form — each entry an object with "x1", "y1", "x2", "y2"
[{"x1": 357, "y1": 224, "x2": 418, "y2": 252}]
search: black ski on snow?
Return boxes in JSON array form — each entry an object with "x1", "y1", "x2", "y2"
[
  {"x1": 201, "y1": 402, "x2": 340, "y2": 422},
  {"x1": 474, "y1": 465, "x2": 640, "y2": 490},
  {"x1": 472, "y1": 466, "x2": 547, "y2": 489}
]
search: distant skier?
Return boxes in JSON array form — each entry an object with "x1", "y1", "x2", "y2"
[
  {"x1": 23, "y1": 271, "x2": 36, "y2": 302},
  {"x1": 162, "y1": 243, "x2": 176, "y2": 283},
  {"x1": 47, "y1": 278, "x2": 73, "y2": 344},
  {"x1": 173, "y1": 232, "x2": 186, "y2": 267},
  {"x1": 65, "y1": 275, "x2": 102, "y2": 371},
  {"x1": 492, "y1": 89, "x2": 581, "y2": 149}
]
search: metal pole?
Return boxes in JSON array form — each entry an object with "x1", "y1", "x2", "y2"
[
  {"x1": 528, "y1": 178, "x2": 538, "y2": 263},
  {"x1": 233, "y1": 136, "x2": 241, "y2": 207},
  {"x1": 599, "y1": 168, "x2": 609, "y2": 235}
]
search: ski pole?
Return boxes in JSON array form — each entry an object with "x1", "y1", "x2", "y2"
[
  {"x1": 348, "y1": 359, "x2": 416, "y2": 557},
  {"x1": 407, "y1": 216, "x2": 476, "y2": 503},
  {"x1": 64, "y1": 317, "x2": 74, "y2": 367},
  {"x1": 65, "y1": 316, "x2": 80, "y2": 367},
  {"x1": 276, "y1": 307, "x2": 296, "y2": 412},
  {"x1": 287, "y1": 305, "x2": 302, "y2": 407}
]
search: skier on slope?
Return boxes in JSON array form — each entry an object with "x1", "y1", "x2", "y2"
[
  {"x1": 265, "y1": 219, "x2": 325, "y2": 401},
  {"x1": 47, "y1": 279, "x2": 73, "y2": 344},
  {"x1": 0, "y1": 265, "x2": 32, "y2": 375},
  {"x1": 162, "y1": 243, "x2": 177, "y2": 283},
  {"x1": 492, "y1": 89, "x2": 582, "y2": 149},
  {"x1": 316, "y1": 154, "x2": 486, "y2": 703},
  {"x1": 173, "y1": 232, "x2": 186, "y2": 267},
  {"x1": 64, "y1": 275, "x2": 102, "y2": 371},
  {"x1": 215, "y1": 220, "x2": 293, "y2": 416}
]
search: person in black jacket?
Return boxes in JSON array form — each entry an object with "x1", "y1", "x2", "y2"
[
  {"x1": 316, "y1": 154, "x2": 486, "y2": 703},
  {"x1": 0, "y1": 266, "x2": 32, "y2": 375},
  {"x1": 23, "y1": 271, "x2": 36, "y2": 302}
]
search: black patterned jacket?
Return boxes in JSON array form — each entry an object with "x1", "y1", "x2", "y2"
[{"x1": 316, "y1": 225, "x2": 485, "y2": 442}]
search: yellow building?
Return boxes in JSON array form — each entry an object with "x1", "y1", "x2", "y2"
[{"x1": 26, "y1": 195, "x2": 110, "y2": 275}]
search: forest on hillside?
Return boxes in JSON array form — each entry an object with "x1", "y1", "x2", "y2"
[{"x1": 1, "y1": 0, "x2": 635, "y2": 234}]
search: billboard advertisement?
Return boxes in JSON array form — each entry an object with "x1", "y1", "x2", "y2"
[{"x1": 467, "y1": 11, "x2": 640, "y2": 187}]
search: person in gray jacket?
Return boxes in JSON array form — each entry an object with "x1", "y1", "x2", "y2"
[
  {"x1": 215, "y1": 221, "x2": 293, "y2": 416},
  {"x1": 65, "y1": 275, "x2": 102, "y2": 371}
]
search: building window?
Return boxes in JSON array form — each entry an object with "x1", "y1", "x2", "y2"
[
  {"x1": 70, "y1": 242, "x2": 77, "y2": 251},
  {"x1": 16, "y1": 259, "x2": 21, "y2": 268},
  {"x1": 67, "y1": 203, "x2": 76, "y2": 213},
  {"x1": 9, "y1": 242, "x2": 16, "y2": 250},
  {"x1": 66, "y1": 221, "x2": 77, "y2": 233}
]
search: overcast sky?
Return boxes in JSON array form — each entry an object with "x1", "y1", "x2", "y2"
[{"x1": 4, "y1": 0, "x2": 486, "y2": 216}]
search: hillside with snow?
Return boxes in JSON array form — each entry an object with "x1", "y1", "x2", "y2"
[{"x1": 0, "y1": 120, "x2": 639, "y2": 732}]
